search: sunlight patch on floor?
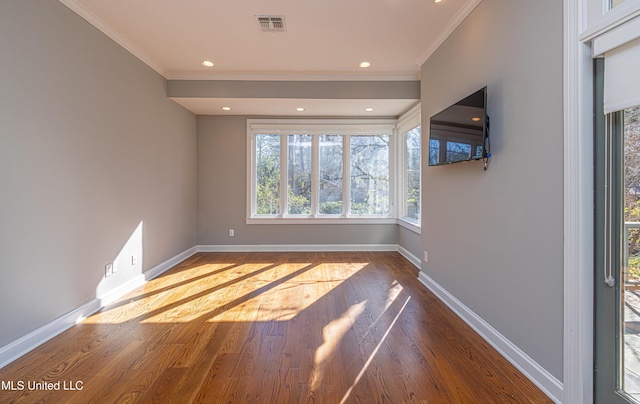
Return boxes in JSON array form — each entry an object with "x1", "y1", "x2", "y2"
[
  {"x1": 85, "y1": 262, "x2": 273, "y2": 324},
  {"x1": 84, "y1": 261, "x2": 368, "y2": 324},
  {"x1": 311, "y1": 300, "x2": 367, "y2": 389},
  {"x1": 339, "y1": 295, "x2": 411, "y2": 404},
  {"x1": 206, "y1": 262, "x2": 368, "y2": 322},
  {"x1": 360, "y1": 280, "x2": 403, "y2": 341},
  {"x1": 143, "y1": 263, "x2": 238, "y2": 287}
]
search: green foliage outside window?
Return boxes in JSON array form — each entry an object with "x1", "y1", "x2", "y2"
[
  {"x1": 256, "y1": 134, "x2": 280, "y2": 215},
  {"x1": 624, "y1": 107, "x2": 640, "y2": 280},
  {"x1": 254, "y1": 131, "x2": 392, "y2": 217}
]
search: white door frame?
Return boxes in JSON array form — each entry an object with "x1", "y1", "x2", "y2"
[{"x1": 563, "y1": 0, "x2": 595, "y2": 403}]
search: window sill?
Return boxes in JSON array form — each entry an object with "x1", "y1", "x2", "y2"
[
  {"x1": 246, "y1": 216, "x2": 398, "y2": 225},
  {"x1": 398, "y1": 218, "x2": 421, "y2": 234}
]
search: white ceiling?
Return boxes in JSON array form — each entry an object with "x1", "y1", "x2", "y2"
[{"x1": 60, "y1": 0, "x2": 480, "y2": 116}]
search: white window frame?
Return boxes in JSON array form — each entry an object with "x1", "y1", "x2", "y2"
[
  {"x1": 396, "y1": 104, "x2": 422, "y2": 234},
  {"x1": 247, "y1": 119, "x2": 397, "y2": 224},
  {"x1": 581, "y1": 0, "x2": 640, "y2": 42}
]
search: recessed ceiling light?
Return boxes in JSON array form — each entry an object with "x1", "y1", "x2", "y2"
[
  {"x1": 296, "y1": 107, "x2": 305, "y2": 112},
  {"x1": 201, "y1": 60, "x2": 214, "y2": 67},
  {"x1": 221, "y1": 106, "x2": 231, "y2": 111},
  {"x1": 471, "y1": 117, "x2": 481, "y2": 122},
  {"x1": 359, "y1": 62, "x2": 371, "y2": 68},
  {"x1": 434, "y1": 0, "x2": 443, "y2": 3},
  {"x1": 365, "y1": 107, "x2": 374, "y2": 112}
]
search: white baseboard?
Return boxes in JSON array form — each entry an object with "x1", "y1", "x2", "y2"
[
  {"x1": 0, "y1": 246, "x2": 197, "y2": 370},
  {"x1": 197, "y1": 244, "x2": 398, "y2": 252},
  {"x1": 0, "y1": 299, "x2": 102, "y2": 370},
  {"x1": 397, "y1": 245, "x2": 421, "y2": 269},
  {"x1": 144, "y1": 246, "x2": 198, "y2": 281},
  {"x1": 417, "y1": 271, "x2": 563, "y2": 403}
]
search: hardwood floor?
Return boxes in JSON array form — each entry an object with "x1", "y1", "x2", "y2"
[{"x1": 0, "y1": 252, "x2": 552, "y2": 403}]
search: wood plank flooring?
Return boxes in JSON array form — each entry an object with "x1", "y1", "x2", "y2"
[{"x1": 0, "y1": 252, "x2": 552, "y2": 403}]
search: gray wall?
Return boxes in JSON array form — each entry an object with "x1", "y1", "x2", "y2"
[
  {"x1": 420, "y1": 0, "x2": 563, "y2": 380},
  {"x1": 398, "y1": 226, "x2": 421, "y2": 260},
  {"x1": 0, "y1": 1, "x2": 197, "y2": 347},
  {"x1": 197, "y1": 116, "x2": 398, "y2": 246}
]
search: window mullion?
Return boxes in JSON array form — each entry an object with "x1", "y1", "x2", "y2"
[
  {"x1": 280, "y1": 134, "x2": 288, "y2": 217},
  {"x1": 311, "y1": 135, "x2": 319, "y2": 217},
  {"x1": 398, "y1": 130, "x2": 406, "y2": 219},
  {"x1": 389, "y1": 129, "x2": 397, "y2": 218},
  {"x1": 249, "y1": 132, "x2": 257, "y2": 217},
  {"x1": 344, "y1": 135, "x2": 351, "y2": 217},
  {"x1": 247, "y1": 131, "x2": 258, "y2": 217}
]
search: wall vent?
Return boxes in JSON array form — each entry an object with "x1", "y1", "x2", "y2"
[{"x1": 255, "y1": 15, "x2": 286, "y2": 33}]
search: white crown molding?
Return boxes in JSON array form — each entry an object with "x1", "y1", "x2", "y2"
[
  {"x1": 416, "y1": 0, "x2": 483, "y2": 66},
  {"x1": 0, "y1": 246, "x2": 197, "y2": 369},
  {"x1": 59, "y1": 0, "x2": 167, "y2": 78},
  {"x1": 165, "y1": 72, "x2": 421, "y2": 82},
  {"x1": 417, "y1": 271, "x2": 563, "y2": 403}
]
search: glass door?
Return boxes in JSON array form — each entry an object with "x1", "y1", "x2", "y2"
[
  {"x1": 620, "y1": 104, "x2": 640, "y2": 401},
  {"x1": 595, "y1": 58, "x2": 640, "y2": 403}
]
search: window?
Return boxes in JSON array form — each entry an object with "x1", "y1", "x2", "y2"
[
  {"x1": 248, "y1": 120, "x2": 396, "y2": 223},
  {"x1": 256, "y1": 134, "x2": 281, "y2": 215},
  {"x1": 397, "y1": 105, "x2": 422, "y2": 232},
  {"x1": 287, "y1": 134, "x2": 312, "y2": 215},
  {"x1": 350, "y1": 135, "x2": 390, "y2": 215},
  {"x1": 404, "y1": 126, "x2": 421, "y2": 221},
  {"x1": 319, "y1": 135, "x2": 343, "y2": 215}
]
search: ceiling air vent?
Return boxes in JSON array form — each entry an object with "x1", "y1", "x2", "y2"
[{"x1": 255, "y1": 15, "x2": 286, "y2": 33}]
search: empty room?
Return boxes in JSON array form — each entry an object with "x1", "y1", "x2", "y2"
[{"x1": 2, "y1": 0, "x2": 638, "y2": 402}]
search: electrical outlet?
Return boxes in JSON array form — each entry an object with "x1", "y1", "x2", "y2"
[
  {"x1": 105, "y1": 263, "x2": 113, "y2": 277},
  {"x1": 229, "y1": 229, "x2": 235, "y2": 237},
  {"x1": 423, "y1": 251, "x2": 429, "y2": 262},
  {"x1": 131, "y1": 255, "x2": 138, "y2": 266},
  {"x1": 112, "y1": 262, "x2": 119, "y2": 273}
]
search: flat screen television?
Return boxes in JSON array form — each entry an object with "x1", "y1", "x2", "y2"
[{"x1": 428, "y1": 87, "x2": 490, "y2": 168}]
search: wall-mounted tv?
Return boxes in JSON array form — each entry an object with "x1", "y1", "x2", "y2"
[{"x1": 428, "y1": 87, "x2": 490, "y2": 168}]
